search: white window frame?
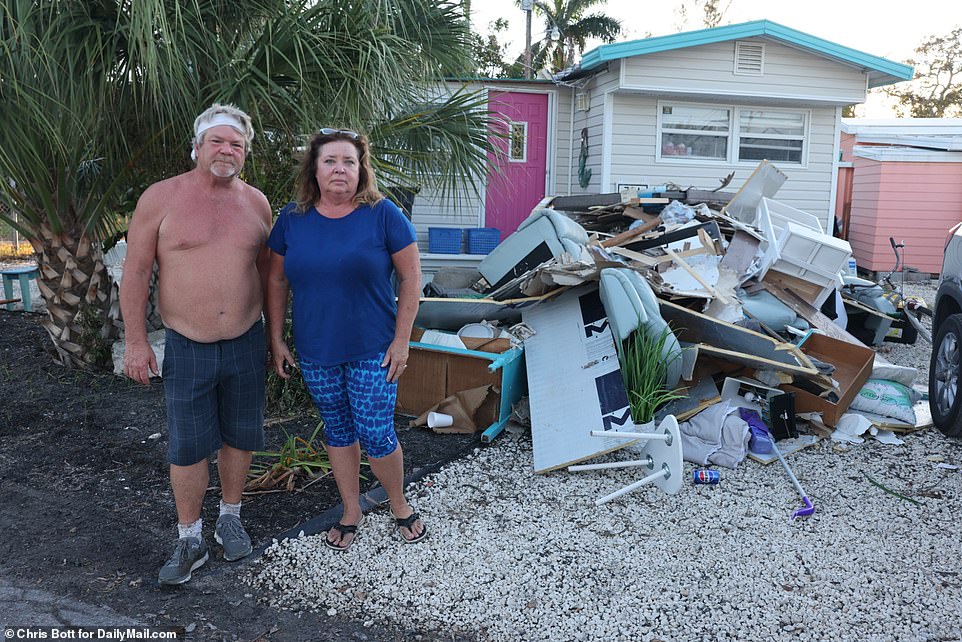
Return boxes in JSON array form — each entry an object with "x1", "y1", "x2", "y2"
[
  {"x1": 656, "y1": 103, "x2": 732, "y2": 163},
  {"x1": 508, "y1": 121, "x2": 528, "y2": 163},
  {"x1": 735, "y1": 109, "x2": 808, "y2": 165},
  {"x1": 656, "y1": 100, "x2": 810, "y2": 167}
]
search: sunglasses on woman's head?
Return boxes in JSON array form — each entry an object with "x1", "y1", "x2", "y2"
[{"x1": 319, "y1": 128, "x2": 360, "y2": 140}]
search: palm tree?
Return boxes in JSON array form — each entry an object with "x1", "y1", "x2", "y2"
[
  {"x1": 529, "y1": 0, "x2": 622, "y2": 73},
  {"x1": 0, "y1": 0, "x2": 496, "y2": 370}
]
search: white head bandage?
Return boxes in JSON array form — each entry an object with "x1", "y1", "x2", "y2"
[{"x1": 191, "y1": 113, "x2": 247, "y2": 161}]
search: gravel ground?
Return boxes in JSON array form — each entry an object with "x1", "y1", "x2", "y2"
[{"x1": 249, "y1": 280, "x2": 962, "y2": 642}]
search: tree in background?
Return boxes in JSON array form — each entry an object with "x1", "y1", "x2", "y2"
[
  {"x1": 527, "y1": 0, "x2": 622, "y2": 73},
  {"x1": 0, "y1": 0, "x2": 497, "y2": 370},
  {"x1": 471, "y1": 18, "x2": 522, "y2": 77},
  {"x1": 884, "y1": 27, "x2": 962, "y2": 118},
  {"x1": 675, "y1": 0, "x2": 733, "y2": 31}
]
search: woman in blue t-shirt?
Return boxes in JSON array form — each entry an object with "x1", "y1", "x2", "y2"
[{"x1": 265, "y1": 128, "x2": 425, "y2": 550}]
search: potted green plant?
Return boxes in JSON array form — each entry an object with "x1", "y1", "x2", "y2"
[{"x1": 616, "y1": 323, "x2": 686, "y2": 429}]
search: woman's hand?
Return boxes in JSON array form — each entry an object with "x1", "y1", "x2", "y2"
[
  {"x1": 271, "y1": 341, "x2": 296, "y2": 379},
  {"x1": 382, "y1": 338, "x2": 410, "y2": 383}
]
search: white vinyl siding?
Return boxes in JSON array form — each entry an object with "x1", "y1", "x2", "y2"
[
  {"x1": 553, "y1": 87, "x2": 574, "y2": 195},
  {"x1": 410, "y1": 179, "x2": 485, "y2": 249},
  {"x1": 569, "y1": 67, "x2": 621, "y2": 194},
  {"x1": 607, "y1": 93, "x2": 838, "y2": 228},
  {"x1": 621, "y1": 38, "x2": 867, "y2": 104}
]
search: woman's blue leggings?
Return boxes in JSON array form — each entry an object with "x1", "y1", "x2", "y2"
[{"x1": 299, "y1": 352, "x2": 399, "y2": 458}]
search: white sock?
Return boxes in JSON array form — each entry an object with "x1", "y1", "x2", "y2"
[
  {"x1": 219, "y1": 500, "x2": 242, "y2": 518},
  {"x1": 177, "y1": 518, "x2": 202, "y2": 540}
]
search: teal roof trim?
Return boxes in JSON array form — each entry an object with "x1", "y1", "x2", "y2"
[{"x1": 580, "y1": 20, "x2": 913, "y2": 85}]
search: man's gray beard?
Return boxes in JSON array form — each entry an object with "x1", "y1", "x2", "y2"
[{"x1": 210, "y1": 162, "x2": 239, "y2": 178}]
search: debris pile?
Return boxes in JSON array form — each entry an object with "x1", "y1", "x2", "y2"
[{"x1": 408, "y1": 161, "x2": 930, "y2": 509}]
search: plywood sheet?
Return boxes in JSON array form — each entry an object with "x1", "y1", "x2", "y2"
[{"x1": 522, "y1": 285, "x2": 637, "y2": 473}]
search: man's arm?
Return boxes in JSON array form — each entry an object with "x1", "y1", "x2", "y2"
[
  {"x1": 251, "y1": 190, "x2": 273, "y2": 313},
  {"x1": 265, "y1": 250, "x2": 294, "y2": 378},
  {"x1": 120, "y1": 186, "x2": 164, "y2": 385}
]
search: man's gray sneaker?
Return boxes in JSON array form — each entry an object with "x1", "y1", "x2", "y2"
[
  {"x1": 215, "y1": 514, "x2": 252, "y2": 561},
  {"x1": 158, "y1": 537, "x2": 208, "y2": 586}
]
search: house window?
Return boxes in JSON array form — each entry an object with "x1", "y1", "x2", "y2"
[
  {"x1": 658, "y1": 102, "x2": 808, "y2": 165},
  {"x1": 737, "y1": 110, "x2": 805, "y2": 163},
  {"x1": 509, "y1": 121, "x2": 528, "y2": 162},
  {"x1": 659, "y1": 104, "x2": 730, "y2": 160}
]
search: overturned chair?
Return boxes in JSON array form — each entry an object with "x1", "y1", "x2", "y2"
[
  {"x1": 568, "y1": 268, "x2": 685, "y2": 504},
  {"x1": 478, "y1": 208, "x2": 589, "y2": 295}
]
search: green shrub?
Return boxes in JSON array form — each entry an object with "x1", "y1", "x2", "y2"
[{"x1": 617, "y1": 324, "x2": 686, "y2": 425}]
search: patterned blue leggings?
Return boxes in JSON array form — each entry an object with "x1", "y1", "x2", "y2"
[{"x1": 299, "y1": 352, "x2": 399, "y2": 458}]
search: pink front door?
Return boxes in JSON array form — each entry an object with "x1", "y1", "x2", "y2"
[{"x1": 485, "y1": 91, "x2": 549, "y2": 237}]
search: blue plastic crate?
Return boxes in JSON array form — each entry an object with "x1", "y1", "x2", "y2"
[
  {"x1": 428, "y1": 227, "x2": 463, "y2": 254},
  {"x1": 465, "y1": 227, "x2": 501, "y2": 254}
]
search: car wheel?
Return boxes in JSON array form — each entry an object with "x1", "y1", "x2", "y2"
[{"x1": 929, "y1": 313, "x2": 962, "y2": 437}]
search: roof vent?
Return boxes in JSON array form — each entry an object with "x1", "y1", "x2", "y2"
[{"x1": 734, "y1": 41, "x2": 764, "y2": 76}]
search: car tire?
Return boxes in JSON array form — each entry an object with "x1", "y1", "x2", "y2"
[{"x1": 929, "y1": 312, "x2": 962, "y2": 437}]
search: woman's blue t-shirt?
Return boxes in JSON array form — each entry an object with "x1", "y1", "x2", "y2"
[{"x1": 267, "y1": 199, "x2": 417, "y2": 366}]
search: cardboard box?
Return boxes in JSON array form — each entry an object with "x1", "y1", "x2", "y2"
[
  {"x1": 397, "y1": 330, "x2": 525, "y2": 441},
  {"x1": 780, "y1": 333, "x2": 875, "y2": 427}
]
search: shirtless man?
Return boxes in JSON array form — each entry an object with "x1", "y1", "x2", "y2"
[{"x1": 120, "y1": 104, "x2": 272, "y2": 585}]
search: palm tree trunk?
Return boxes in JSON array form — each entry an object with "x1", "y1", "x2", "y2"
[{"x1": 33, "y1": 223, "x2": 120, "y2": 370}]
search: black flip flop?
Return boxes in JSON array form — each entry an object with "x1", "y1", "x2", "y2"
[
  {"x1": 393, "y1": 511, "x2": 427, "y2": 544},
  {"x1": 324, "y1": 516, "x2": 364, "y2": 551}
]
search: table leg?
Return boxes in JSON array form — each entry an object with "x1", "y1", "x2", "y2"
[
  {"x1": 18, "y1": 274, "x2": 33, "y2": 312},
  {"x1": 2, "y1": 277, "x2": 13, "y2": 311}
]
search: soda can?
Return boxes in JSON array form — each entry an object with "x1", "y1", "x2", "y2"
[{"x1": 693, "y1": 468, "x2": 720, "y2": 485}]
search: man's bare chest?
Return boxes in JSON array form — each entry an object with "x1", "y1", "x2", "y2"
[{"x1": 158, "y1": 201, "x2": 264, "y2": 254}]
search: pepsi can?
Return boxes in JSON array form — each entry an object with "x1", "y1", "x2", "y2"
[{"x1": 693, "y1": 468, "x2": 720, "y2": 485}]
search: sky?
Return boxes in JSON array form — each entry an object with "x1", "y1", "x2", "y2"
[{"x1": 470, "y1": 0, "x2": 962, "y2": 117}]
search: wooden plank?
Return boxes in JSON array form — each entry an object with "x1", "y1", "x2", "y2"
[
  {"x1": 550, "y1": 193, "x2": 621, "y2": 210},
  {"x1": 719, "y1": 229, "x2": 760, "y2": 277},
  {"x1": 601, "y1": 216, "x2": 663, "y2": 247},
  {"x1": 609, "y1": 245, "x2": 708, "y2": 267},
  {"x1": 697, "y1": 228, "x2": 719, "y2": 255},
  {"x1": 841, "y1": 294, "x2": 892, "y2": 320},
  {"x1": 658, "y1": 298, "x2": 815, "y2": 376},
  {"x1": 684, "y1": 189, "x2": 736, "y2": 204},
  {"x1": 693, "y1": 343, "x2": 816, "y2": 376},
  {"x1": 761, "y1": 270, "x2": 824, "y2": 306},
  {"x1": 664, "y1": 248, "x2": 731, "y2": 304}
]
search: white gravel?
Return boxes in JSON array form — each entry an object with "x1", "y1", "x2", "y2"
[{"x1": 250, "y1": 281, "x2": 962, "y2": 642}]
